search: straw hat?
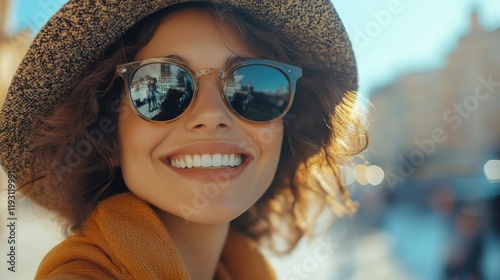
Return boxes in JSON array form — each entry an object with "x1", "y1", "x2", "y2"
[{"x1": 0, "y1": 0, "x2": 357, "y2": 179}]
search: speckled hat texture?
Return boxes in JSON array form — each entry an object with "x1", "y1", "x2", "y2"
[{"x1": 0, "y1": 0, "x2": 357, "y2": 180}]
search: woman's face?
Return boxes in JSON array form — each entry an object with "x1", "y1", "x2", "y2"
[{"x1": 117, "y1": 8, "x2": 284, "y2": 224}]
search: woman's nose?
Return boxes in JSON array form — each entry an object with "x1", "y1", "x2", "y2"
[{"x1": 183, "y1": 75, "x2": 234, "y2": 132}]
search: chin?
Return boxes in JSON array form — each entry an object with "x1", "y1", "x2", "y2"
[{"x1": 176, "y1": 203, "x2": 251, "y2": 225}]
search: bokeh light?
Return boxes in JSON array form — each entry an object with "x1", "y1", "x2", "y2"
[
  {"x1": 341, "y1": 165, "x2": 357, "y2": 185},
  {"x1": 484, "y1": 159, "x2": 500, "y2": 182},
  {"x1": 365, "y1": 165, "x2": 385, "y2": 186},
  {"x1": 355, "y1": 164, "x2": 369, "y2": 185}
]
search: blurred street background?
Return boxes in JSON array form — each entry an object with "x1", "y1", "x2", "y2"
[{"x1": 1, "y1": 0, "x2": 500, "y2": 279}]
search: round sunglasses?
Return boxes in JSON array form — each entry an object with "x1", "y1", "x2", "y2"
[{"x1": 116, "y1": 58, "x2": 302, "y2": 123}]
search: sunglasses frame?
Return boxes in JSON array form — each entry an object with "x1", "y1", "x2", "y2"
[{"x1": 116, "y1": 57, "x2": 302, "y2": 123}]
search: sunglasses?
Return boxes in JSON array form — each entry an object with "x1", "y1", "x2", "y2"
[{"x1": 116, "y1": 58, "x2": 302, "y2": 123}]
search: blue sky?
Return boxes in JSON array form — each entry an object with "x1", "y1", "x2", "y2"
[
  {"x1": 334, "y1": 0, "x2": 500, "y2": 95},
  {"x1": 8, "y1": 0, "x2": 500, "y2": 97}
]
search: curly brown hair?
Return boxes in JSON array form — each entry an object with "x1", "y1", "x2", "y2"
[{"x1": 23, "y1": 3, "x2": 367, "y2": 254}]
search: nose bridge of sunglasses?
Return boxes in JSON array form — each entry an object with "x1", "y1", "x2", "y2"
[{"x1": 196, "y1": 68, "x2": 224, "y2": 79}]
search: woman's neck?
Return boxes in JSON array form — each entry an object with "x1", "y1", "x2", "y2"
[{"x1": 156, "y1": 210, "x2": 230, "y2": 280}]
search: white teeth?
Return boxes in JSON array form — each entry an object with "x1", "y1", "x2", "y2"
[
  {"x1": 186, "y1": 156, "x2": 193, "y2": 168},
  {"x1": 170, "y1": 153, "x2": 243, "y2": 169},
  {"x1": 213, "y1": 154, "x2": 223, "y2": 166},
  {"x1": 229, "y1": 154, "x2": 235, "y2": 167},
  {"x1": 201, "y1": 154, "x2": 211, "y2": 167},
  {"x1": 193, "y1": 155, "x2": 201, "y2": 166}
]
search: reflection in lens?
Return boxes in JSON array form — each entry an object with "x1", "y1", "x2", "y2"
[
  {"x1": 226, "y1": 65, "x2": 290, "y2": 122},
  {"x1": 129, "y1": 63, "x2": 194, "y2": 121}
]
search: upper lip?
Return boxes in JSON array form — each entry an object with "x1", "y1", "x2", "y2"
[{"x1": 160, "y1": 141, "x2": 255, "y2": 162}]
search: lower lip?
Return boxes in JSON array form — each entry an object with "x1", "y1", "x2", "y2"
[{"x1": 162, "y1": 158, "x2": 250, "y2": 181}]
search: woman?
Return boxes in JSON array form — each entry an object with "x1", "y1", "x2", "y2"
[{"x1": 0, "y1": 0, "x2": 366, "y2": 279}]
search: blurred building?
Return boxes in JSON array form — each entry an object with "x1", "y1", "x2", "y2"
[
  {"x1": 0, "y1": 0, "x2": 32, "y2": 108},
  {"x1": 368, "y1": 9, "x2": 500, "y2": 188}
]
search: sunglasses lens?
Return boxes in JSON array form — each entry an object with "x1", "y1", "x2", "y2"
[
  {"x1": 126, "y1": 61, "x2": 295, "y2": 123},
  {"x1": 129, "y1": 63, "x2": 194, "y2": 121},
  {"x1": 226, "y1": 65, "x2": 291, "y2": 122}
]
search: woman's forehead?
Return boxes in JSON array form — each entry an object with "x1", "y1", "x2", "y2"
[{"x1": 135, "y1": 8, "x2": 253, "y2": 67}]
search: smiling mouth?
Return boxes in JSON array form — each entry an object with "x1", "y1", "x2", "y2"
[{"x1": 168, "y1": 153, "x2": 245, "y2": 169}]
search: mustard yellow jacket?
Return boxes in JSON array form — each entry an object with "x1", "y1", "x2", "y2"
[{"x1": 35, "y1": 192, "x2": 275, "y2": 280}]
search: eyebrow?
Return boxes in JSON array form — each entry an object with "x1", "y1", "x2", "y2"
[
  {"x1": 164, "y1": 54, "x2": 188, "y2": 63},
  {"x1": 163, "y1": 54, "x2": 250, "y2": 70}
]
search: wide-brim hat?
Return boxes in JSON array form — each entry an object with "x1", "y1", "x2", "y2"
[{"x1": 0, "y1": 0, "x2": 357, "y2": 180}]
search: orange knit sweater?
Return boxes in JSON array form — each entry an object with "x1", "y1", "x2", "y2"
[{"x1": 35, "y1": 192, "x2": 276, "y2": 280}]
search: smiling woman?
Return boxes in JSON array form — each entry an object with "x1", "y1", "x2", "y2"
[
  {"x1": 118, "y1": 9, "x2": 287, "y2": 230},
  {"x1": 0, "y1": 1, "x2": 367, "y2": 279}
]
